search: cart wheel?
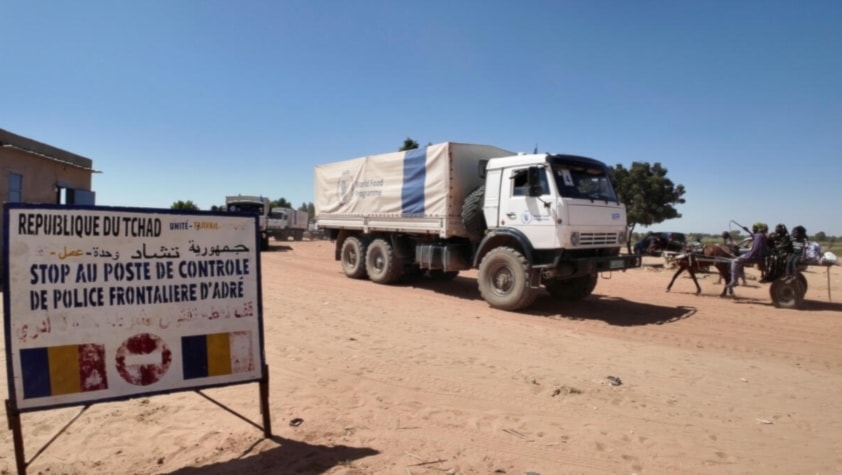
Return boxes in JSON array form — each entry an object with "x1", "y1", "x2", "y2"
[
  {"x1": 770, "y1": 278, "x2": 804, "y2": 309},
  {"x1": 796, "y1": 272, "x2": 807, "y2": 298}
]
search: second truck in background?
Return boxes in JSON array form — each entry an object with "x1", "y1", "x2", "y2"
[{"x1": 269, "y1": 207, "x2": 309, "y2": 241}]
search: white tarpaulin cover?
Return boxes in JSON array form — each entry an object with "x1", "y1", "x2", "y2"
[{"x1": 314, "y1": 142, "x2": 514, "y2": 237}]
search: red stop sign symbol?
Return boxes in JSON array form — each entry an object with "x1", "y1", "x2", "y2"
[{"x1": 115, "y1": 333, "x2": 172, "y2": 386}]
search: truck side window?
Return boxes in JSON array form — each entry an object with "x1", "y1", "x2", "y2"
[
  {"x1": 512, "y1": 169, "x2": 549, "y2": 196},
  {"x1": 513, "y1": 170, "x2": 529, "y2": 196}
]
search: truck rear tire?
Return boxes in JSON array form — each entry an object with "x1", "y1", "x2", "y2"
[
  {"x1": 366, "y1": 238, "x2": 403, "y2": 284},
  {"x1": 341, "y1": 236, "x2": 369, "y2": 279},
  {"x1": 478, "y1": 247, "x2": 536, "y2": 311},
  {"x1": 462, "y1": 186, "x2": 486, "y2": 238},
  {"x1": 545, "y1": 274, "x2": 598, "y2": 301},
  {"x1": 261, "y1": 235, "x2": 270, "y2": 251}
]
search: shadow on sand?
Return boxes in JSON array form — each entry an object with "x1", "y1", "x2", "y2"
[
  {"x1": 163, "y1": 436, "x2": 378, "y2": 475},
  {"x1": 405, "y1": 276, "x2": 695, "y2": 326}
]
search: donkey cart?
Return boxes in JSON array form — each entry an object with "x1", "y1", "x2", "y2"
[{"x1": 665, "y1": 243, "x2": 810, "y2": 309}]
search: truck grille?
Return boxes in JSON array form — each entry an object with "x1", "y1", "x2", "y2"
[{"x1": 578, "y1": 232, "x2": 617, "y2": 246}]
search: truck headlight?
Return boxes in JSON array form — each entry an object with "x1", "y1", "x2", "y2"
[
  {"x1": 618, "y1": 232, "x2": 627, "y2": 245},
  {"x1": 570, "y1": 232, "x2": 580, "y2": 245}
]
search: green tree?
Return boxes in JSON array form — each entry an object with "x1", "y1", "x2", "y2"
[
  {"x1": 271, "y1": 198, "x2": 292, "y2": 208},
  {"x1": 399, "y1": 138, "x2": 419, "y2": 151},
  {"x1": 171, "y1": 200, "x2": 199, "y2": 210},
  {"x1": 610, "y1": 162, "x2": 686, "y2": 253},
  {"x1": 299, "y1": 201, "x2": 315, "y2": 221},
  {"x1": 814, "y1": 231, "x2": 827, "y2": 241}
]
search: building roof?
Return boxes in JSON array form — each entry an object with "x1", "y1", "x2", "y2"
[{"x1": 0, "y1": 128, "x2": 95, "y2": 171}]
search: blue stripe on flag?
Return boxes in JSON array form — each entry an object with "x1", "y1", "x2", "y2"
[
  {"x1": 182, "y1": 335, "x2": 209, "y2": 379},
  {"x1": 21, "y1": 347, "x2": 51, "y2": 399},
  {"x1": 401, "y1": 147, "x2": 427, "y2": 216}
]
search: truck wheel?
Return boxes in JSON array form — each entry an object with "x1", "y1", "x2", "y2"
[
  {"x1": 462, "y1": 186, "x2": 486, "y2": 238},
  {"x1": 545, "y1": 274, "x2": 598, "y2": 301},
  {"x1": 478, "y1": 247, "x2": 536, "y2": 311},
  {"x1": 341, "y1": 236, "x2": 369, "y2": 279},
  {"x1": 294, "y1": 231, "x2": 303, "y2": 241},
  {"x1": 260, "y1": 235, "x2": 270, "y2": 251},
  {"x1": 366, "y1": 238, "x2": 403, "y2": 284},
  {"x1": 770, "y1": 278, "x2": 804, "y2": 309}
]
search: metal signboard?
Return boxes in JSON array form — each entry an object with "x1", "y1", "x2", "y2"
[{"x1": 3, "y1": 204, "x2": 265, "y2": 412}]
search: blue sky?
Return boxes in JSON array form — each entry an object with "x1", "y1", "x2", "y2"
[{"x1": 3, "y1": 1, "x2": 841, "y2": 236}]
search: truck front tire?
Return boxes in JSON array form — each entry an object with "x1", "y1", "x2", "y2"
[
  {"x1": 545, "y1": 274, "x2": 598, "y2": 301},
  {"x1": 366, "y1": 238, "x2": 403, "y2": 284},
  {"x1": 478, "y1": 247, "x2": 536, "y2": 311},
  {"x1": 341, "y1": 236, "x2": 369, "y2": 279}
]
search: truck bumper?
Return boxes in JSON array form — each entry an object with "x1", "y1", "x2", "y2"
[{"x1": 542, "y1": 253, "x2": 641, "y2": 280}]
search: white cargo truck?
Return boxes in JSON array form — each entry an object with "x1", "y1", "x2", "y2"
[
  {"x1": 269, "y1": 207, "x2": 310, "y2": 241},
  {"x1": 314, "y1": 142, "x2": 640, "y2": 311},
  {"x1": 225, "y1": 195, "x2": 274, "y2": 251}
]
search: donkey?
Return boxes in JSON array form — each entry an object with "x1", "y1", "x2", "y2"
[{"x1": 666, "y1": 244, "x2": 736, "y2": 297}]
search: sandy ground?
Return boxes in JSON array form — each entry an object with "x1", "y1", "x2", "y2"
[{"x1": 2, "y1": 239, "x2": 842, "y2": 475}]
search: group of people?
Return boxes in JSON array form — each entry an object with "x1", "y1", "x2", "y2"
[{"x1": 726, "y1": 222, "x2": 810, "y2": 290}]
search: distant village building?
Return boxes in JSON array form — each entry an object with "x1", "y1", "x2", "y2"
[{"x1": 1, "y1": 127, "x2": 98, "y2": 274}]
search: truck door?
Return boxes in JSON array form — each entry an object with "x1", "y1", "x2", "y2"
[{"x1": 501, "y1": 167, "x2": 557, "y2": 248}]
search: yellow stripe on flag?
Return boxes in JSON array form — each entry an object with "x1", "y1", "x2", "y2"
[
  {"x1": 206, "y1": 333, "x2": 232, "y2": 376},
  {"x1": 48, "y1": 345, "x2": 81, "y2": 395}
]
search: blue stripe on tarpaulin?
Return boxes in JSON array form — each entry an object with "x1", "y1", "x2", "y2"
[{"x1": 401, "y1": 147, "x2": 427, "y2": 216}]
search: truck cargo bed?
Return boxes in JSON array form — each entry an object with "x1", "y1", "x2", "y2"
[{"x1": 315, "y1": 142, "x2": 514, "y2": 239}]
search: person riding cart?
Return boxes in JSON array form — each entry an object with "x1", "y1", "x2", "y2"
[
  {"x1": 785, "y1": 225, "x2": 808, "y2": 283},
  {"x1": 728, "y1": 223, "x2": 768, "y2": 291}
]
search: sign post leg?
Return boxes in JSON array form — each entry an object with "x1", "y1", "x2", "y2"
[
  {"x1": 259, "y1": 364, "x2": 272, "y2": 437},
  {"x1": 6, "y1": 399, "x2": 27, "y2": 475}
]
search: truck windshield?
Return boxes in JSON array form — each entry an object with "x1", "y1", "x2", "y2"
[
  {"x1": 550, "y1": 163, "x2": 617, "y2": 202},
  {"x1": 227, "y1": 203, "x2": 264, "y2": 215}
]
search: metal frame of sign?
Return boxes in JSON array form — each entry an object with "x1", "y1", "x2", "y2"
[{"x1": 3, "y1": 203, "x2": 271, "y2": 474}]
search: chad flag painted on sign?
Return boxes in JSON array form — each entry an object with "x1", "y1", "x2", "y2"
[
  {"x1": 181, "y1": 331, "x2": 254, "y2": 379},
  {"x1": 20, "y1": 344, "x2": 108, "y2": 399}
]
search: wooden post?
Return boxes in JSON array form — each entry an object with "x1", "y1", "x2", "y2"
[
  {"x1": 259, "y1": 364, "x2": 272, "y2": 437},
  {"x1": 6, "y1": 399, "x2": 27, "y2": 475},
  {"x1": 828, "y1": 265, "x2": 832, "y2": 303}
]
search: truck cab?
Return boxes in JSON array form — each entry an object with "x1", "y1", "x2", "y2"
[
  {"x1": 225, "y1": 195, "x2": 271, "y2": 250},
  {"x1": 480, "y1": 154, "x2": 630, "y2": 259}
]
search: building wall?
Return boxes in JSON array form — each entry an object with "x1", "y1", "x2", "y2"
[
  {"x1": 1, "y1": 134, "x2": 95, "y2": 278},
  {"x1": 1, "y1": 147, "x2": 93, "y2": 203}
]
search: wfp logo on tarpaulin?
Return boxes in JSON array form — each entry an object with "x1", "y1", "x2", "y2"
[
  {"x1": 612, "y1": 213, "x2": 621, "y2": 221},
  {"x1": 337, "y1": 170, "x2": 353, "y2": 205}
]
